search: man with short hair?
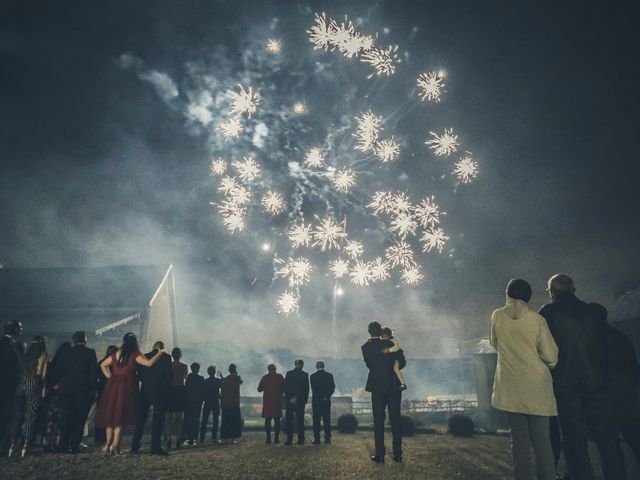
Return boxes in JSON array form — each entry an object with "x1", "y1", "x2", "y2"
[
  {"x1": 200, "y1": 366, "x2": 222, "y2": 443},
  {"x1": 53, "y1": 330, "x2": 98, "y2": 453},
  {"x1": 283, "y1": 359, "x2": 309, "y2": 445},
  {"x1": 184, "y1": 362, "x2": 205, "y2": 445},
  {"x1": 258, "y1": 364, "x2": 285, "y2": 444},
  {"x1": 0, "y1": 320, "x2": 23, "y2": 453},
  {"x1": 539, "y1": 274, "x2": 626, "y2": 480},
  {"x1": 131, "y1": 341, "x2": 171, "y2": 455},
  {"x1": 362, "y1": 321, "x2": 406, "y2": 463},
  {"x1": 310, "y1": 360, "x2": 335, "y2": 445}
]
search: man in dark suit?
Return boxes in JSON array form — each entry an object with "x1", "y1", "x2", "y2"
[
  {"x1": 200, "y1": 365, "x2": 222, "y2": 443},
  {"x1": 183, "y1": 362, "x2": 205, "y2": 445},
  {"x1": 539, "y1": 274, "x2": 626, "y2": 480},
  {"x1": 0, "y1": 320, "x2": 23, "y2": 454},
  {"x1": 310, "y1": 360, "x2": 335, "y2": 445},
  {"x1": 53, "y1": 330, "x2": 98, "y2": 453},
  {"x1": 131, "y1": 340, "x2": 171, "y2": 455},
  {"x1": 362, "y1": 321, "x2": 406, "y2": 463},
  {"x1": 283, "y1": 359, "x2": 309, "y2": 445}
]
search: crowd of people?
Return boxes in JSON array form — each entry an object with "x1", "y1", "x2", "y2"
[
  {"x1": 0, "y1": 325, "x2": 340, "y2": 458},
  {"x1": 491, "y1": 274, "x2": 640, "y2": 480}
]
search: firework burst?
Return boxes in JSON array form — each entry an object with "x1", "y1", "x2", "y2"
[
  {"x1": 261, "y1": 190, "x2": 285, "y2": 215},
  {"x1": 350, "y1": 260, "x2": 373, "y2": 287},
  {"x1": 367, "y1": 191, "x2": 394, "y2": 215},
  {"x1": 292, "y1": 102, "x2": 306, "y2": 114},
  {"x1": 390, "y1": 212, "x2": 418, "y2": 239},
  {"x1": 361, "y1": 45, "x2": 400, "y2": 77},
  {"x1": 312, "y1": 216, "x2": 347, "y2": 251},
  {"x1": 417, "y1": 71, "x2": 446, "y2": 102},
  {"x1": 277, "y1": 290, "x2": 299, "y2": 315},
  {"x1": 333, "y1": 168, "x2": 357, "y2": 193},
  {"x1": 214, "y1": 200, "x2": 247, "y2": 234},
  {"x1": 218, "y1": 117, "x2": 243, "y2": 139},
  {"x1": 275, "y1": 257, "x2": 313, "y2": 287},
  {"x1": 453, "y1": 154, "x2": 479, "y2": 183},
  {"x1": 307, "y1": 13, "x2": 333, "y2": 51},
  {"x1": 385, "y1": 241, "x2": 416, "y2": 269},
  {"x1": 228, "y1": 185, "x2": 251, "y2": 205},
  {"x1": 353, "y1": 110, "x2": 383, "y2": 152},
  {"x1": 266, "y1": 38, "x2": 281, "y2": 54},
  {"x1": 426, "y1": 128, "x2": 459, "y2": 156},
  {"x1": 344, "y1": 240, "x2": 364, "y2": 259},
  {"x1": 329, "y1": 257, "x2": 350, "y2": 279},
  {"x1": 390, "y1": 192, "x2": 413, "y2": 214},
  {"x1": 233, "y1": 156, "x2": 261, "y2": 182},
  {"x1": 304, "y1": 148, "x2": 324, "y2": 168},
  {"x1": 218, "y1": 176, "x2": 239, "y2": 195},
  {"x1": 210, "y1": 158, "x2": 228, "y2": 175},
  {"x1": 369, "y1": 257, "x2": 390, "y2": 282},
  {"x1": 414, "y1": 195, "x2": 441, "y2": 227},
  {"x1": 227, "y1": 84, "x2": 260, "y2": 117},
  {"x1": 401, "y1": 265, "x2": 424, "y2": 285},
  {"x1": 289, "y1": 223, "x2": 312, "y2": 249},
  {"x1": 374, "y1": 137, "x2": 400, "y2": 163},
  {"x1": 420, "y1": 227, "x2": 449, "y2": 253}
]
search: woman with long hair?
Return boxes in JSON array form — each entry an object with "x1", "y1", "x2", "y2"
[
  {"x1": 94, "y1": 333, "x2": 164, "y2": 454},
  {"x1": 43, "y1": 341, "x2": 71, "y2": 453},
  {"x1": 220, "y1": 363, "x2": 243, "y2": 443},
  {"x1": 8, "y1": 337, "x2": 48, "y2": 458}
]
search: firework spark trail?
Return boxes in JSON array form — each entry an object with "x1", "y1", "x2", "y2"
[
  {"x1": 344, "y1": 240, "x2": 364, "y2": 259},
  {"x1": 261, "y1": 190, "x2": 285, "y2": 215},
  {"x1": 401, "y1": 265, "x2": 424, "y2": 285},
  {"x1": 210, "y1": 158, "x2": 228, "y2": 175},
  {"x1": 228, "y1": 185, "x2": 251, "y2": 205},
  {"x1": 414, "y1": 195, "x2": 442, "y2": 227},
  {"x1": 390, "y1": 211, "x2": 418, "y2": 239},
  {"x1": 350, "y1": 260, "x2": 373, "y2": 286},
  {"x1": 333, "y1": 168, "x2": 357, "y2": 192},
  {"x1": 417, "y1": 71, "x2": 446, "y2": 102},
  {"x1": 385, "y1": 241, "x2": 416, "y2": 269},
  {"x1": 233, "y1": 156, "x2": 261, "y2": 182},
  {"x1": 329, "y1": 258, "x2": 350, "y2": 279},
  {"x1": 369, "y1": 257, "x2": 390, "y2": 282},
  {"x1": 307, "y1": 12, "x2": 333, "y2": 51},
  {"x1": 373, "y1": 137, "x2": 400, "y2": 163},
  {"x1": 218, "y1": 117, "x2": 244, "y2": 139},
  {"x1": 390, "y1": 192, "x2": 413, "y2": 214},
  {"x1": 453, "y1": 154, "x2": 479, "y2": 183},
  {"x1": 367, "y1": 191, "x2": 394, "y2": 215},
  {"x1": 218, "y1": 176, "x2": 239, "y2": 195},
  {"x1": 277, "y1": 290, "x2": 299, "y2": 315},
  {"x1": 288, "y1": 223, "x2": 312, "y2": 248},
  {"x1": 227, "y1": 84, "x2": 260, "y2": 117},
  {"x1": 353, "y1": 110, "x2": 383, "y2": 152},
  {"x1": 304, "y1": 148, "x2": 324, "y2": 168},
  {"x1": 426, "y1": 128, "x2": 459, "y2": 156},
  {"x1": 361, "y1": 45, "x2": 400, "y2": 77},
  {"x1": 275, "y1": 257, "x2": 313, "y2": 287},
  {"x1": 420, "y1": 227, "x2": 449, "y2": 253},
  {"x1": 312, "y1": 216, "x2": 347, "y2": 251}
]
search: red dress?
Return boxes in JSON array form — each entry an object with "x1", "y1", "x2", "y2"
[
  {"x1": 94, "y1": 351, "x2": 142, "y2": 428},
  {"x1": 257, "y1": 372, "x2": 284, "y2": 418}
]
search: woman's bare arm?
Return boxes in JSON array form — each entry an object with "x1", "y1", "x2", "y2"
[
  {"x1": 100, "y1": 354, "x2": 113, "y2": 379},
  {"x1": 136, "y1": 349, "x2": 164, "y2": 367}
]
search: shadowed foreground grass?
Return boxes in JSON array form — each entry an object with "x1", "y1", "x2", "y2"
[{"x1": 0, "y1": 432, "x2": 515, "y2": 480}]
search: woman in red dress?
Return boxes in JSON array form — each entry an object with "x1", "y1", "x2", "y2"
[
  {"x1": 257, "y1": 364, "x2": 284, "y2": 444},
  {"x1": 95, "y1": 332, "x2": 164, "y2": 454}
]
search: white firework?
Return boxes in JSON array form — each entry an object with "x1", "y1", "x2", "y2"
[
  {"x1": 292, "y1": 102, "x2": 306, "y2": 114},
  {"x1": 329, "y1": 258, "x2": 350, "y2": 279},
  {"x1": 218, "y1": 117, "x2": 243, "y2": 139},
  {"x1": 344, "y1": 240, "x2": 364, "y2": 259},
  {"x1": 414, "y1": 195, "x2": 441, "y2": 228},
  {"x1": 218, "y1": 176, "x2": 239, "y2": 195},
  {"x1": 328, "y1": 18, "x2": 360, "y2": 58},
  {"x1": 209, "y1": 158, "x2": 228, "y2": 176},
  {"x1": 312, "y1": 216, "x2": 347, "y2": 251},
  {"x1": 369, "y1": 257, "x2": 390, "y2": 282},
  {"x1": 333, "y1": 168, "x2": 357, "y2": 193},
  {"x1": 426, "y1": 128, "x2": 459, "y2": 156},
  {"x1": 266, "y1": 38, "x2": 281, "y2": 54},
  {"x1": 277, "y1": 290, "x2": 299, "y2": 315},
  {"x1": 275, "y1": 257, "x2": 313, "y2": 287},
  {"x1": 401, "y1": 265, "x2": 424, "y2": 285},
  {"x1": 227, "y1": 84, "x2": 260, "y2": 118},
  {"x1": 453, "y1": 154, "x2": 479, "y2": 183},
  {"x1": 374, "y1": 138, "x2": 400, "y2": 163},
  {"x1": 353, "y1": 110, "x2": 382, "y2": 152},
  {"x1": 307, "y1": 12, "x2": 333, "y2": 51},
  {"x1": 417, "y1": 71, "x2": 445, "y2": 102},
  {"x1": 390, "y1": 212, "x2": 418, "y2": 239},
  {"x1": 361, "y1": 45, "x2": 400, "y2": 77},
  {"x1": 367, "y1": 191, "x2": 394, "y2": 215},
  {"x1": 385, "y1": 241, "x2": 416, "y2": 269},
  {"x1": 288, "y1": 223, "x2": 312, "y2": 249},
  {"x1": 420, "y1": 227, "x2": 449, "y2": 253},
  {"x1": 228, "y1": 185, "x2": 251, "y2": 205},
  {"x1": 215, "y1": 200, "x2": 246, "y2": 234},
  {"x1": 304, "y1": 148, "x2": 324, "y2": 168},
  {"x1": 390, "y1": 192, "x2": 412, "y2": 214},
  {"x1": 350, "y1": 260, "x2": 373, "y2": 287},
  {"x1": 232, "y1": 156, "x2": 261, "y2": 182},
  {"x1": 261, "y1": 190, "x2": 285, "y2": 215}
]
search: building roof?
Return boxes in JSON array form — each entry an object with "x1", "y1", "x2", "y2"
[{"x1": 0, "y1": 264, "x2": 171, "y2": 312}]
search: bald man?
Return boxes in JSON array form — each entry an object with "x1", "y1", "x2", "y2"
[{"x1": 539, "y1": 274, "x2": 626, "y2": 480}]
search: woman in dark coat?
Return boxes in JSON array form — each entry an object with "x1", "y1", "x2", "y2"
[
  {"x1": 257, "y1": 364, "x2": 284, "y2": 443},
  {"x1": 220, "y1": 364, "x2": 243, "y2": 443}
]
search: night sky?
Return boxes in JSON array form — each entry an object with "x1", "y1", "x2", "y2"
[{"x1": 1, "y1": 0, "x2": 639, "y2": 357}]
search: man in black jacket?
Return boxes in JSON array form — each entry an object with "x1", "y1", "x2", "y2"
[
  {"x1": 362, "y1": 321, "x2": 406, "y2": 463},
  {"x1": 131, "y1": 341, "x2": 171, "y2": 455},
  {"x1": 310, "y1": 360, "x2": 335, "y2": 444},
  {"x1": 54, "y1": 331, "x2": 98, "y2": 453},
  {"x1": 283, "y1": 359, "x2": 309, "y2": 445},
  {"x1": 539, "y1": 274, "x2": 626, "y2": 480},
  {"x1": 183, "y1": 362, "x2": 205, "y2": 445},
  {"x1": 0, "y1": 320, "x2": 23, "y2": 454},
  {"x1": 200, "y1": 366, "x2": 222, "y2": 443}
]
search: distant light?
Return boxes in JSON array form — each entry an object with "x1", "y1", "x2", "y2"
[
  {"x1": 262, "y1": 242, "x2": 271, "y2": 252},
  {"x1": 293, "y1": 102, "x2": 306, "y2": 114},
  {"x1": 266, "y1": 38, "x2": 281, "y2": 54},
  {"x1": 336, "y1": 286, "x2": 344, "y2": 297}
]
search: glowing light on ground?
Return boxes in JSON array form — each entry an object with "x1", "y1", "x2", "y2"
[
  {"x1": 227, "y1": 84, "x2": 260, "y2": 117},
  {"x1": 333, "y1": 168, "x2": 357, "y2": 193},
  {"x1": 261, "y1": 190, "x2": 285, "y2": 215},
  {"x1": 277, "y1": 290, "x2": 299, "y2": 315},
  {"x1": 426, "y1": 128, "x2": 459, "y2": 156},
  {"x1": 312, "y1": 216, "x2": 347, "y2": 251},
  {"x1": 289, "y1": 223, "x2": 312, "y2": 248},
  {"x1": 420, "y1": 227, "x2": 449, "y2": 253},
  {"x1": 453, "y1": 154, "x2": 479, "y2": 183},
  {"x1": 210, "y1": 158, "x2": 228, "y2": 175},
  {"x1": 417, "y1": 71, "x2": 445, "y2": 102}
]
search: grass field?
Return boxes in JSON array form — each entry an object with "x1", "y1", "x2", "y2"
[{"x1": 1, "y1": 431, "x2": 637, "y2": 479}]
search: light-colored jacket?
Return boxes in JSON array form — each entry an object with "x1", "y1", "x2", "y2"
[{"x1": 490, "y1": 298, "x2": 559, "y2": 416}]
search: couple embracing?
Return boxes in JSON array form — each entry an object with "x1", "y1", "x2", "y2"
[{"x1": 361, "y1": 321, "x2": 407, "y2": 464}]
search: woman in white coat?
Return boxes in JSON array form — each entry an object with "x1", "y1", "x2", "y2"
[{"x1": 490, "y1": 278, "x2": 559, "y2": 480}]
